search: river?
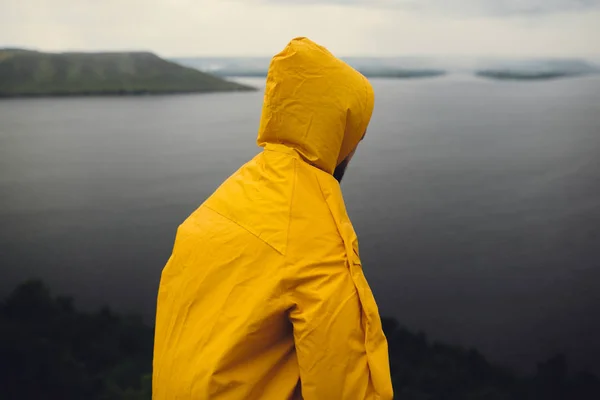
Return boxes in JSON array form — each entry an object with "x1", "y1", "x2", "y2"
[{"x1": 1, "y1": 75, "x2": 599, "y2": 373}]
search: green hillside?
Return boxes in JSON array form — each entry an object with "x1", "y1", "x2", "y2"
[{"x1": 0, "y1": 49, "x2": 254, "y2": 97}]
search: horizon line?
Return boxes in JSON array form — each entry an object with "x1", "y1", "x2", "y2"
[{"x1": 3, "y1": 46, "x2": 600, "y2": 61}]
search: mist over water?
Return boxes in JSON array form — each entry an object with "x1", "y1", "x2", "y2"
[{"x1": 1, "y1": 76, "x2": 599, "y2": 373}]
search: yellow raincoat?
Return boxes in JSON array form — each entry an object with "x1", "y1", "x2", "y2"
[{"x1": 153, "y1": 38, "x2": 393, "y2": 399}]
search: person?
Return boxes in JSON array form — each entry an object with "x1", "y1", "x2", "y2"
[{"x1": 153, "y1": 37, "x2": 393, "y2": 399}]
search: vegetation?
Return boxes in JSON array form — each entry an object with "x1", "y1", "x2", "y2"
[
  {"x1": 383, "y1": 318, "x2": 600, "y2": 399},
  {"x1": 1, "y1": 281, "x2": 599, "y2": 399},
  {"x1": 0, "y1": 281, "x2": 152, "y2": 399},
  {"x1": 0, "y1": 49, "x2": 254, "y2": 97}
]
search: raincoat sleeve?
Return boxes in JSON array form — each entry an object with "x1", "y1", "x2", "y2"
[{"x1": 289, "y1": 260, "x2": 391, "y2": 399}]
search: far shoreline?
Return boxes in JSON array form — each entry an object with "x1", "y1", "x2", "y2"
[{"x1": 0, "y1": 87, "x2": 257, "y2": 99}]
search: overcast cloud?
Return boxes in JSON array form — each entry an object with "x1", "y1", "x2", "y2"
[
  {"x1": 258, "y1": 0, "x2": 600, "y2": 16},
  {"x1": 2, "y1": 0, "x2": 599, "y2": 57}
]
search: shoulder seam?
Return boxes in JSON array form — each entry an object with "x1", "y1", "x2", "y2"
[{"x1": 203, "y1": 204, "x2": 284, "y2": 256}]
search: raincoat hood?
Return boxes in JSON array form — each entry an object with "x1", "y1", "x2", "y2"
[{"x1": 257, "y1": 37, "x2": 375, "y2": 174}]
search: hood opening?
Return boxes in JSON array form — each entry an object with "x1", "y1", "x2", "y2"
[{"x1": 257, "y1": 37, "x2": 375, "y2": 175}]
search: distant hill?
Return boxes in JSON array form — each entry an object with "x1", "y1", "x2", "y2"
[
  {"x1": 476, "y1": 70, "x2": 584, "y2": 80},
  {"x1": 0, "y1": 49, "x2": 255, "y2": 97},
  {"x1": 172, "y1": 57, "x2": 448, "y2": 79},
  {"x1": 475, "y1": 59, "x2": 599, "y2": 81},
  {"x1": 356, "y1": 68, "x2": 446, "y2": 79},
  {"x1": 173, "y1": 56, "x2": 600, "y2": 81},
  {"x1": 173, "y1": 57, "x2": 271, "y2": 78}
]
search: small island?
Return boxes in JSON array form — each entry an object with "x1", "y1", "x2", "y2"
[
  {"x1": 0, "y1": 49, "x2": 255, "y2": 97},
  {"x1": 476, "y1": 70, "x2": 587, "y2": 81},
  {"x1": 358, "y1": 68, "x2": 446, "y2": 79},
  {"x1": 475, "y1": 60, "x2": 598, "y2": 81}
]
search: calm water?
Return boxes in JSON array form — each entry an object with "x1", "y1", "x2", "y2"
[{"x1": 1, "y1": 76, "x2": 600, "y2": 373}]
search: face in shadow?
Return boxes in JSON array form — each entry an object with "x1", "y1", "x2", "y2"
[{"x1": 333, "y1": 130, "x2": 366, "y2": 183}]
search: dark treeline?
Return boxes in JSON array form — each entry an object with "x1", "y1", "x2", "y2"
[
  {"x1": 0, "y1": 281, "x2": 152, "y2": 400},
  {"x1": 1, "y1": 281, "x2": 599, "y2": 399}
]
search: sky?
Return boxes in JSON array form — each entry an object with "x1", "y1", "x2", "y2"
[{"x1": 2, "y1": 0, "x2": 600, "y2": 58}]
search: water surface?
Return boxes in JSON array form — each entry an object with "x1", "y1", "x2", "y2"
[{"x1": 1, "y1": 75, "x2": 599, "y2": 373}]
